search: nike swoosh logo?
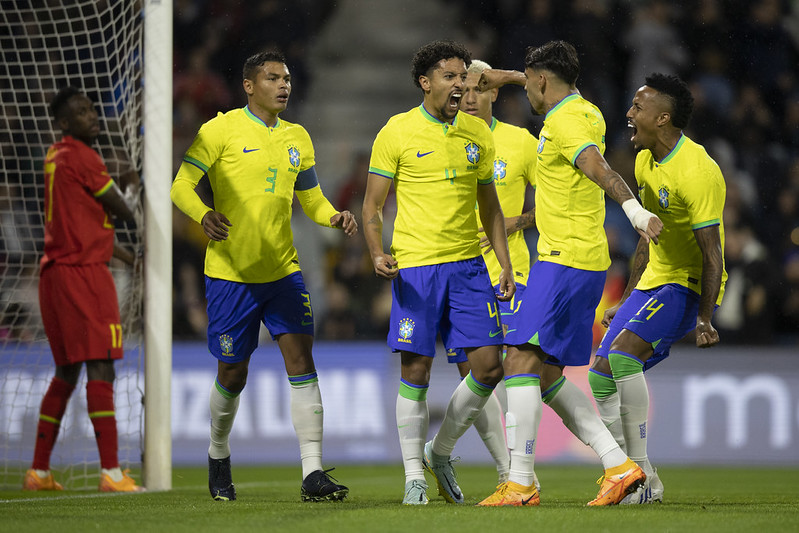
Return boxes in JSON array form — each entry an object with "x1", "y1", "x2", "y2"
[
  {"x1": 301, "y1": 320, "x2": 313, "y2": 326},
  {"x1": 416, "y1": 150, "x2": 434, "y2": 158},
  {"x1": 522, "y1": 494, "x2": 536, "y2": 505},
  {"x1": 629, "y1": 319, "x2": 646, "y2": 324},
  {"x1": 313, "y1": 409, "x2": 323, "y2": 414},
  {"x1": 489, "y1": 330, "x2": 502, "y2": 338},
  {"x1": 243, "y1": 147, "x2": 259, "y2": 153},
  {"x1": 397, "y1": 424, "x2": 409, "y2": 429}
]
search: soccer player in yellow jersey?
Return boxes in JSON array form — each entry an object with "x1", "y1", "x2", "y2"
[
  {"x1": 440, "y1": 59, "x2": 538, "y2": 488},
  {"x1": 171, "y1": 51, "x2": 356, "y2": 503},
  {"x1": 362, "y1": 41, "x2": 515, "y2": 505},
  {"x1": 477, "y1": 41, "x2": 662, "y2": 506},
  {"x1": 590, "y1": 73, "x2": 727, "y2": 504}
]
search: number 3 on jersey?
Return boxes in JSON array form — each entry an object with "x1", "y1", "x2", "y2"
[{"x1": 265, "y1": 167, "x2": 277, "y2": 193}]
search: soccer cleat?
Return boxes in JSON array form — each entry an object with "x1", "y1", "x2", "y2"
[
  {"x1": 99, "y1": 469, "x2": 143, "y2": 492},
  {"x1": 422, "y1": 440, "x2": 464, "y2": 504},
  {"x1": 301, "y1": 468, "x2": 348, "y2": 502},
  {"x1": 23, "y1": 469, "x2": 63, "y2": 491},
  {"x1": 620, "y1": 467, "x2": 663, "y2": 505},
  {"x1": 477, "y1": 481, "x2": 539, "y2": 506},
  {"x1": 402, "y1": 479, "x2": 429, "y2": 505},
  {"x1": 208, "y1": 455, "x2": 236, "y2": 501},
  {"x1": 587, "y1": 458, "x2": 646, "y2": 506}
]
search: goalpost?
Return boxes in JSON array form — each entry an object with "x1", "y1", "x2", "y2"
[{"x1": 0, "y1": 1, "x2": 171, "y2": 490}]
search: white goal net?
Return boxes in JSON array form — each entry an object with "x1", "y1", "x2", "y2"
[{"x1": 0, "y1": 1, "x2": 145, "y2": 490}]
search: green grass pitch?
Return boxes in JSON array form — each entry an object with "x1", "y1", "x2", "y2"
[{"x1": 2, "y1": 464, "x2": 798, "y2": 532}]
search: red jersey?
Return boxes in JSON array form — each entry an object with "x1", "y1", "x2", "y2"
[{"x1": 41, "y1": 135, "x2": 115, "y2": 267}]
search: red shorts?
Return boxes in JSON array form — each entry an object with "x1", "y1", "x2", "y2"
[{"x1": 39, "y1": 263, "x2": 123, "y2": 365}]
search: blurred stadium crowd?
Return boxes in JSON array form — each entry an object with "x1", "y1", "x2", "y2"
[{"x1": 168, "y1": 0, "x2": 799, "y2": 344}]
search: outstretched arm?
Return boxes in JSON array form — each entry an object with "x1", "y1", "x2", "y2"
[
  {"x1": 362, "y1": 172, "x2": 398, "y2": 280},
  {"x1": 478, "y1": 69, "x2": 526, "y2": 91},
  {"x1": 575, "y1": 145, "x2": 663, "y2": 244},
  {"x1": 694, "y1": 224, "x2": 723, "y2": 348},
  {"x1": 476, "y1": 181, "x2": 515, "y2": 301}
]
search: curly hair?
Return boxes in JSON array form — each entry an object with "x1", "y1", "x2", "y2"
[
  {"x1": 524, "y1": 40, "x2": 580, "y2": 86},
  {"x1": 411, "y1": 40, "x2": 471, "y2": 88},
  {"x1": 243, "y1": 50, "x2": 287, "y2": 81},
  {"x1": 50, "y1": 86, "x2": 83, "y2": 120},
  {"x1": 644, "y1": 73, "x2": 694, "y2": 129}
]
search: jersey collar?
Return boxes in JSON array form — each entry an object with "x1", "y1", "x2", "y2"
[
  {"x1": 245, "y1": 106, "x2": 281, "y2": 129},
  {"x1": 657, "y1": 133, "x2": 686, "y2": 165},
  {"x1": 489, "y1": 116, "x2": 498, "y2": 132},
  {"x1": 419, "y1": 104, "x2": 458, "y2": 129},
  {"x1": 545, "y1": 93, "x2": 581, "y2": 121}
]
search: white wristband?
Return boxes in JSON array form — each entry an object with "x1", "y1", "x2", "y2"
[{"x1": 621, "y1": 198, "x2": 654, "y2": 232}]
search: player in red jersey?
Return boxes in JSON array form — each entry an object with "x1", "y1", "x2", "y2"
[{"x1": 24, "y1": 86, "x2": 142, "y2": 492}]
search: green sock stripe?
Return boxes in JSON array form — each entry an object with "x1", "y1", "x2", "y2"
[
  {"x1": 504, "y1": 374, "x2": 540, "y2": 388},
  {"x1": 608, "y1": 351, "x2": 645, "y2": 379},
  {"x1": 465, "y1": 373, "x2": 493, "y2": 397},
  {"x1": 588, "y1": 369, "x2": 617, "y2": 398},
  {"x1": 399, "y1": 379, "x2": 428, "y2": 401},
  {"x1": 88, "y1": 410, "x2": 115, "y2": 419},
  {"x1": 541, "y1": 376, "x2": 566, "y2": 404},
  {"x1": 39, "y1": 414, "x2": 60, "y2": 425},
  {"x1": 288, "y1": 372, "x2": 319, "y2": 387},
  {"x1": 214, "y1": 378, "x2": 240, "y2": 399}
]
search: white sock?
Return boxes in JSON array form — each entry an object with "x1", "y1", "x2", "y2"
[
  {"x1": 432, "y1": 377, "x2": 491, "y2": 457},
  {"x1": 544, "y1": 378, "x2": 627, "y2": 470},
  {"x1": 101, "y1": 467, "x2": 124, "y2": 482},
  {"x1": 616, "y1": 372, "x2": 650, "y2": 471},
  {"x1": 472, "y1": 392, "x2": 510, "y2": 479},
  {"x1": 290, "y1": 380, "x2": 324, "y2": 479},
  {"x1": 506, "y1": 382, "x2": 541, "y2": 487},
  {"x1": 396, "y1": 394, "x2": 428, "y2": 484},
  {"x1": 593, "y1": 392, "x2": 627, "y2": 453},
  {"x1": 208, "y1": 380, "x2": 240, "y2": 460}
]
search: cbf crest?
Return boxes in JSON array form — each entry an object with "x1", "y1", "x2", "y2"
[
  {"x1": 658, "y1": 185, "x2": 670, "y2": 209},
  {"x1": 287, "y1": 145, "x2": 301, "y2": 168},
  {"x1": 219, "y1": 334, "x2": 234, "y2": 357},
  {"x1": 464, "y1": 142, "x2": 481, "y2": 165},
  {"x1": 493, "y1": 158, "x2": 507, "y2": 182},
  {"x1": 397, "y1": 317, "x2": 415, "y2": 344}
]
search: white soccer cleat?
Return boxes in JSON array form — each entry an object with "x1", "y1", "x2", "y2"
[{"x1": 620, "y1": 467, "x2": 663, "y2": 504}]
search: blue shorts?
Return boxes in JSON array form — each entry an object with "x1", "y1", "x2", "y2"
[
  {"x1": 205, "y1": 272, "x2": 314, "y2": 362},
  {"x1": 445, "y1": 282, "x2": 527, "y2": 364},
  {"x1": 504, "y1": 261, "x2": 605, "y2": 366},
  {"x1": 388, "y1": 257, "x2": 503, "y2": 357},
  {"x1": 595, "y1": 283, "x2": 701, "y2": 371}
]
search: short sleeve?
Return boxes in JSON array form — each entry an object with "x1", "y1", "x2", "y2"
[{"x1": 368, "y1": 122, "x2": 400, "y2": 179}]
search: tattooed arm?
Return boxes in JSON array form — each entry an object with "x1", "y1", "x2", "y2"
[
  {"x1": 575, "y1": 145, "x2": 663, "y2": 243},
  {"x1": 362, "y1": 172, "x2": 398, "y2": 280},
  {"x1": 693, "y1": 225, "x2": 723, "y2": 348}
]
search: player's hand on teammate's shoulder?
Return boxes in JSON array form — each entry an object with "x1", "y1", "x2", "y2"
[
  {"x1": 371, "y1": 253, "x2": 398, "y2": 280},
  {"x1": 695, "y1": 318, "x2": 720, "y2": 348},
  {"x1": 331, "y1": 210, "x2": 358, "y2": 236},
  {"x1": 201, "y1": 211, "x2": 231, "y2": 241}
]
